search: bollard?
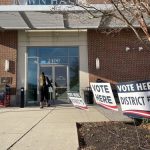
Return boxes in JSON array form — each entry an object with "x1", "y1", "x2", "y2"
[{"x1": 20, "y1": 87, "x2": 24, "y2": 108}]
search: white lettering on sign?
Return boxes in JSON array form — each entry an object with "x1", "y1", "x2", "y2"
[
  {"x1": 28, "y1": 0, "x2": 36, "y2": 4},
  {"x1": 117, "y1": 82, "x2": 150, "y2": 92},
  {"x1": 90, "y1": 82, "x2": 118, "y2": 111},
  {"x1": 95, "y1": 94, "x2": 112, "y2": 104},
  {"x1": 117, "y1": 84, "x2": 134, "y2": 92},
  {"x1": 117, "y1": 81, "x2": 150, "y2": 118},
  {"x1": 92, "y1": 84, "x2": 109, "y2": 93},
  {"x1": 60, "y1": 0, "x2": 67, "y2": 4},
  {"x1": 120, "y1": 96, "x2": 145, "y2": 106},
  {"x1": 136, "y1": 82, "x2": 150, "y2": 91},
  {"x1": 67, "y1": 92, "x2": 88, "y2": 110},
  {"x1": 27, "y1": 0, "x2": 76, "y2": 5}
]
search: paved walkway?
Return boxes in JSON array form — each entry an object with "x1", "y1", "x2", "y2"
[
  {"x1": 94, "y1": 104, "x2": 132, "y2": 122},
  {"x1": 0, "y1": 105, "x2": 111, "y2": 150}
]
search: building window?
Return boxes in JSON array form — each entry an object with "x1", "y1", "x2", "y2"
[{"x1": 27, "y1": 47, "x2": 79, "y2": 102}]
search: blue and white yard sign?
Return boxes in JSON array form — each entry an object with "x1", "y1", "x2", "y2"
[{"x1": 116, "y1": 80, "x2": 150, "y2": 118}]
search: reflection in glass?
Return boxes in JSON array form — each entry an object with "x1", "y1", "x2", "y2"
[
  {"x1": 40, "y1": 67, "x2": 52, "y2": 81},
  {"x1": 28, "y1": 48, "x2": 37, "y2": 57},
  {"x1": 69, "y1": 57, "x2": 78, "y2": 66},
  {"x1": 69, "y1": 57, "x2": 79, "y2": 91},
  {"x1": 27, "y1": 58, "x2": 37, "y2": 102},
  {"x1": 39, "y1": 58, "x2": 49, "y2": 64},
  {"x1": 39, "y1": 47, "x2": 68, "y2": 57},
  {"x1": 55, "y1": 66, "x2": 67, "y2": 87},
  {"x1": 55, "y1": 88, "x2": 68, "y2": 101},
  {"x1": 70, "y1": 65, "x2": 79, "y2": 91},
  {"x1": 69, "y1": 47, "x2": 79, "y2": 56}
]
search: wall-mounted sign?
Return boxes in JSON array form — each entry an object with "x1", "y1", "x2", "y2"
[
  {"x1": 67, "y1": 92, "x2": 88, "y2": 110},
  {"x1": 90, "y1": 82, "x2": 118, "y2": 111},
  {"x1": 116, "y1": 80, "x2": 150, "y2": 118},
  {"x1": 16, "y1": 0, "x2": 77, "y2": 5}
]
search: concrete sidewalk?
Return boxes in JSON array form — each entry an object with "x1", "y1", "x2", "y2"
[{"x1": 0, "y1": 105, "x2": 109, "y2": 150}]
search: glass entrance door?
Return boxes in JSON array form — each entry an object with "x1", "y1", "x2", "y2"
[{"x1": 39, "y1": 65, "x2": 69, "y2": 104}]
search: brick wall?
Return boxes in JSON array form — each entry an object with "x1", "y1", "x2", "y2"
[
  {"x1": 0, "y1": 31, "x2": 17, "y2": 94},
  {"x1": 0, "y1": 0, "x2": 12, "y2": 4},
  {"x1": 88, "y1": 29, "x2": 150, "y2": 85}
]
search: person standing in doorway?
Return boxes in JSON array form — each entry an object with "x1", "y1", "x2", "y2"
[{"x1": 39, "y1": 72, "x2": 52, "y2": 108}]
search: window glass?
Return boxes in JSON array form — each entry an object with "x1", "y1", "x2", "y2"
[
  {"x1": 28, "y1": 47, "x2": 37, "y2": 57},
  {"x1": 69, "y1": 57, "x2": 78, "y2": 66},
  {"x1": 49, "y1": 57, "x2": 68, "y2": 64},
  {"x1": 69, "y1": 57, "x2": 79, "y2": 91},
  {"x1": 39, "y1": 57, "x2": 49, "y2": 64},
  {"x1": 38, "y1": 47, "x2": 68, "y2": 57},
  {"x1": 27, "y1": 46, "x2": 79, "y2": 101},
  {"x1": 69, "y1": 64, "x2": 79, "y2": 91},
  {"x1": 69, "y1": 47, "x2": 79, "y2": 57},
  {"x1": 27, "y1": 58, "x2": 37, "y2": 102}
]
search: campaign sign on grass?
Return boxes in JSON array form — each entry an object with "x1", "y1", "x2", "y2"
[
  {"x1": 90, "y1": 82, "x2": 118, "y2": 111},
  {"x1": 67, "y1": 92, "x2": 88, "y2": 110},
  {"x1": 116, "y1": 80, "x2": 150, "y2": 118}
]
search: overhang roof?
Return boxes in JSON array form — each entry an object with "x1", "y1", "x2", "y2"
[
  {"x1": 0, "y1": 11, "x2": 102, "y2": 29},
  {"x1": 0, "y1": 5, "x2": 107, "y2": 30},
  {"x1": 0, "y1": 5, "x2": 149, "y2": 30}
]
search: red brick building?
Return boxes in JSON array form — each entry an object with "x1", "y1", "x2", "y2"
[
  {"x1": 88, "y1": 29, "x2": 150, "y2": 83},
  {"x1": 0, "y1": 0, "x2": 149, "y2": 106}
]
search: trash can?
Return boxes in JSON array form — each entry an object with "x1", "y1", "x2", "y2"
[{"x1": 83, "y1": 87, "x2": 93, "y2": 104}]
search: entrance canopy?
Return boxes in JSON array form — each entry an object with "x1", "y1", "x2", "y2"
[
  {"x1": 0, "y1": 4, "x2": 149, "y2": 30},
  {"x1": 0, "y1": 5, "x2": 105, "y2": 30}
]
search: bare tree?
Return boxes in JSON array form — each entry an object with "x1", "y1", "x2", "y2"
[{"x1": 76, "y1": 0, "x2": 150, "y2": 46}]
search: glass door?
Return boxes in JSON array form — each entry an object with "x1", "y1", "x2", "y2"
[
  {"x1": 40, "y1": 66, "x2": 52, "y2": 83},
  {"x1": 39, "y1": 65, "x2": 69, "y2": 104},
  {"x1": 39, "y1": 65, "x2": 53, "y2": 103},
  {"x1": 54, "y1": 66, "x2": 68, "y2": 103}
]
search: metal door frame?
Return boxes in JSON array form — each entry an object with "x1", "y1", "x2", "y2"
[{"x1": 38, "y1": 64, "x2": 69, "y2": 101}]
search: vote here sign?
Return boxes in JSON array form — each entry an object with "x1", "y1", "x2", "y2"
[
  {"x1": 90, "y1": 82, "x2": 118, "y2": 111},
  {"x1": 116, "y1": 80, "x2": 150, "y2": 118},
  {"x1": 67, "y1": 92, "x2": 88, "y2": 110}
]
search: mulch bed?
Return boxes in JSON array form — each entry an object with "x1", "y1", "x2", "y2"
[{"x1": 77, "y1": 121, "x2": 150, "y2": 150}]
